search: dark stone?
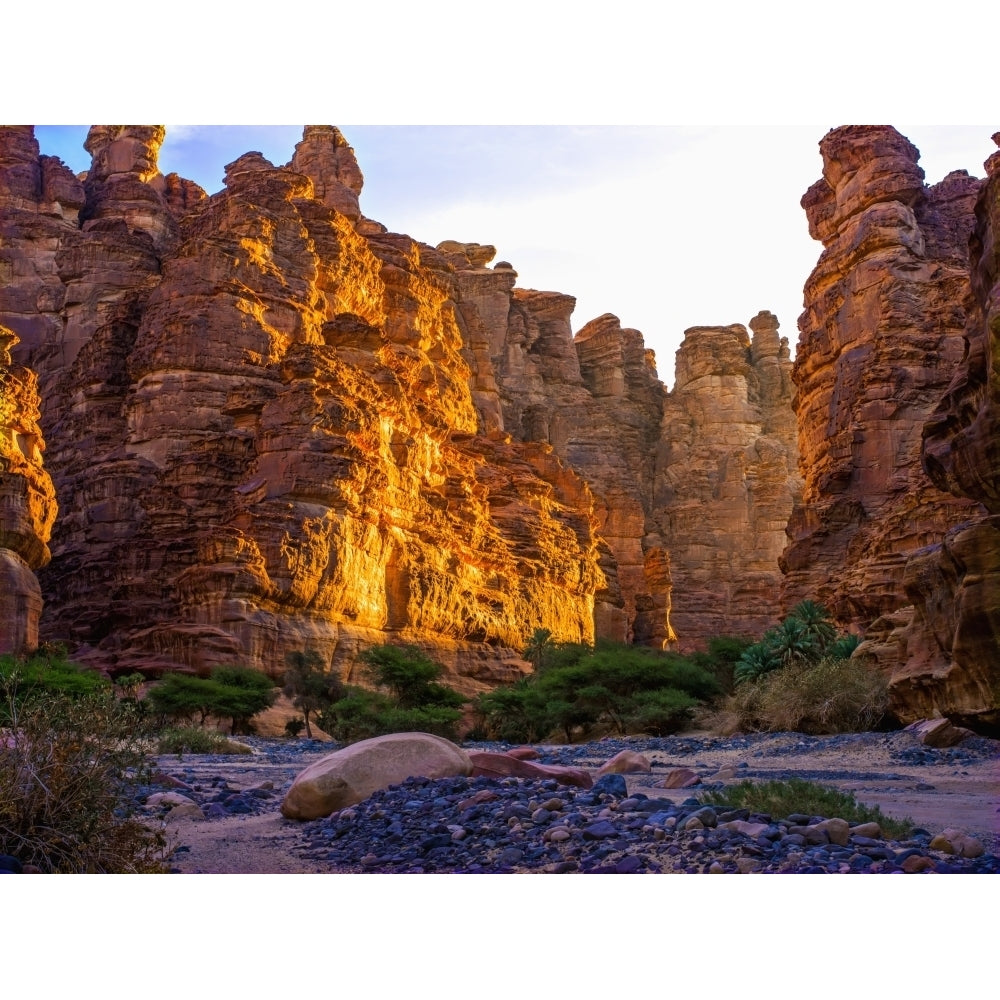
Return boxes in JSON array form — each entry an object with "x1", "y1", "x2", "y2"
[
  {"x1": 592, "y1": 774, "x2": 628, "y2": 797},
  {"x1": 582, "y1": 821, "x2": 619, "y2": 840}
]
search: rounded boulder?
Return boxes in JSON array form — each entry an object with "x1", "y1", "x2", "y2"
[{"x1": 281, "y1": 732, "x2": 473, "y2": 820}]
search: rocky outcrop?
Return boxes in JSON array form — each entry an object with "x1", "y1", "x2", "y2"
[
  {"x1": 656, "y1": 311, "x2": 801, "y2": 647},
  {"x1": 0, "y1": 127, "x2": 606, "y2": 690},
  {"x1": 1, "y1": 124, "x2": 804, "y2": 681},
  {"x1": 0, "y1": 325, "x2": 56, "y2": 653},
  {"x1": 441, "y1": 241, "x2": 671, "y2": 646},
  {"x1": 881, "y1": 134, "x2": 1000, "y2": 733},
  {"x1": 781, "y1": 126, "x2": 985, "y2": 632}
]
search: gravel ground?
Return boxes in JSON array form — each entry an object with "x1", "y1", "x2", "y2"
[{"x1": 153, "y1": 730, "x2": 999, "y2": 874}]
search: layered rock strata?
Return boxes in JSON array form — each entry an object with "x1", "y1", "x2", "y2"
[
  {"x1": 0, "y1": 325, "x2": 56, "y2": 653},
  {"x1": 0, "y1": 126, "x2": 606, "y2": 691},
  {"x1": 1, "y1": 124, "x2": 804, "y2": 683},
  {"x1": 781, "y1": 126, "x2": 984, "y2": 631},
  {"x1": 882, "y1": 134, "x2": 1000, "y2": 732},
  {"x1": 657, "y1": 311, "x2": 801, "y2": 648}
]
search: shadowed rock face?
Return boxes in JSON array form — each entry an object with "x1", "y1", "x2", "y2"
[
  {"x1": 0, "y1": 124, "x2": 803, "y2": 682},
  {"x1": 781, "y1": 126, "x2": 984, "y2": 632},
  {"x1": 885, "y1": 134, "x2": 1000, "y2": 734}
]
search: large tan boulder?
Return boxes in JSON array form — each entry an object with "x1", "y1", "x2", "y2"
[{"x1": 280, "y1": 732, "x2": 473, "y2": 821}]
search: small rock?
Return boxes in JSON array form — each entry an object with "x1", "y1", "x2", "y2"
[
  {"x1": 596, "y1": 750, "x2": 652, "y2": 775},
  {"x1": 929, "y1": 828, "x2": 984, "y2": 858},
  {"x1": 901, "y1": 854, "x2": 935, "y2": 873},
  {"x1": 164, "y1": 803, "x2": 206, "y2": 822},
  {"x1": 655, "y1": 767, "x2": 701, "y2": 789},
  {"x1": 592, "y1": 774, "x2": 628, "y2": 797},
  {"x1": 850, "y1": 822, "x2": 882, "y2": 839}
]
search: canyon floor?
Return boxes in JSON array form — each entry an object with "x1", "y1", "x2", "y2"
[{"x1": 156, "y1": 731, "x2": 999, "y2": 875}]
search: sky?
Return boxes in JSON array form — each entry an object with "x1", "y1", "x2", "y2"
[{"x1": 32, "y1": 124, "x2": 997, "y2": 388}]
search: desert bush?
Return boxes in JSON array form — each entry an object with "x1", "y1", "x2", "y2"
[
  {"x1": 0, "y1": 652, "x2": 108, "y2": 717},
  {"x1": 720, "y1": 655, "x2": 889, "y2": 735},
  {"x1": 155, "y1": 726, "x2": 253, "y2": 756},
  {"x1": 474, "y1": 642, "x2": 720, "y2": 742},
  {"x1": 0, "y1": 674, "x2": 170, "y2": 873},
  {"x1": 698, "y1": 777, "x2": 912, "y2": 839},
  {"x1": 318, "y1": 645, "x2": 466, "y2": 744}
]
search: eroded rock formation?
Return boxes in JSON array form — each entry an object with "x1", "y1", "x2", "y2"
[
  {"x1": 0, "y1": 126, "x2": 609, "y2": 692},
  {"x1": 0, "y1": 325, "x2": 56, "y2": 653},
  {"x1": 657, "y1": 311, "x2": 801, "y2": 648},
  {"x1": 1, "y1": 124, "x2": 803, "y2": 685},
  {"x1": 781, "y1": 126, "x2": 984, "y2": 630},
  {"x1": 884, "y1": 134, "x2": 1000, "y2": 732}
]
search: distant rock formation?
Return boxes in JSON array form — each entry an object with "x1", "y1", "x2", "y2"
[
  {"x1": 781, "y1": 126, "x2": 984, "y2": 631},
  {"x1": 657, "y1": 311, "x2": 801, "y2": 648},
  {"x1": 0, "y1": 124, "x2": 801, "y2": 684}
]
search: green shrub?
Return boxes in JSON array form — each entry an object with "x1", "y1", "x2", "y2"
[
  {"x1": 283, "y1": 649, "x2": 344, "y2": 739},
  {"x1": 474, "y1": 642, "x2": 720, "y2": 743},
  {"x1": 0, "y1": 652, "x2": 109, "y2": 718},
  {"x1": 0, "y1": 675, "x2": 170, "y2": 873},
  {"x1": 317, "y1": 687, "x2": 395, "y2": 744},
  {"x1": 145, "y1": 667, "x2": 276, "y2": 734},
  {"x1": 318, "y1": 646, "x2": 465, "y2": 744},
  {"x1": 720, "y1": 655, "x2": 889, "y2": 734},
  {"x1": 361, "y1": 644, "x2": 466, "y2": 711},
  {"x1": 155, "y1": 727, "x2": 254, "y2": 756},
  {"x1": 698, "y1": 777, "x2": 913, "y2": 839}
]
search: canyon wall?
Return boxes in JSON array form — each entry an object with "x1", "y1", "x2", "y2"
[
  {"x1": 882, "y1": 134, "x2": 1000, "y2": 732},
  {"x1": 0, "y1": 124, "x2": 802, "y2": 686},
  {"x1": 0, "y1": 325, "x2": 57, "y2": 653},
  {"x1": 783, "y1": 125, "x2": 1000, "y2": 733},
  {"x1": 781, "y1": 126, "x2": 984, "y2": 630},
  {"x1": 657, "y1": 311, "x2": 800, "y2": 649}
]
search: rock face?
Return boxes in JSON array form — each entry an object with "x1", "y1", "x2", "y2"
[
  {"x1": 884, "y1": 134, "x2": 1000, "y2": 733},
  {"x1": 0, "y1": 127, "x2": 608, "y2": 689},
  {"x1": 781, "y1": 126, "x2": 985, "y2": 632},
  {"x1": 1, "y1": 124, "x2": 801, "y2": 682},
  {"x1": 0, "y1": 325, "x2": 57, "y2": 652},
  {"x1": 656, "y1": 311, "x2": 801, "y2": 648}
]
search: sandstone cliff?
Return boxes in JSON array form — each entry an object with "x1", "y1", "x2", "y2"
[
  {"x1": 882, "y1": 134, "x2": 1000, "y2": 733},
  {"x1": 657, "y1": 311, "x2": 801, "y2": 649},
  {"x1": 0, "y1": 127, "x2": 609, "y2": 692},
  {"x1": 781, "y1": 126, "x2": 984, "y2": 632},
  {"x1": 1, "y1": 124, "x2": 802, "y2": 685},
  {"x1": 0, "y1": 325, "x2": 57, "y2": 653}
]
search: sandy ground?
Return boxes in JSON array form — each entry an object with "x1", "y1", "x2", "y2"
[{"x1": 160, "y1": 733, "x2": 999, "y2": 874}]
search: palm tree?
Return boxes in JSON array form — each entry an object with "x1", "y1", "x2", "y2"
[
  {"x1": 734, "y1": 643, "x2": 781, "y2": 685},
  {"x1": 523, "y1": 628, "x2": 554, "y2": 673},
  {"x1": 769, "y1": 617, "x2": 817, "y2": 666},
  {"x1": 788, "y1": 600, "x2": 836, "y2": 656}
]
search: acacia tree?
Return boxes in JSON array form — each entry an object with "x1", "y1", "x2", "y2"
[{"x1": 283, "y1": 649, "x2": 343, "y2": 739}]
